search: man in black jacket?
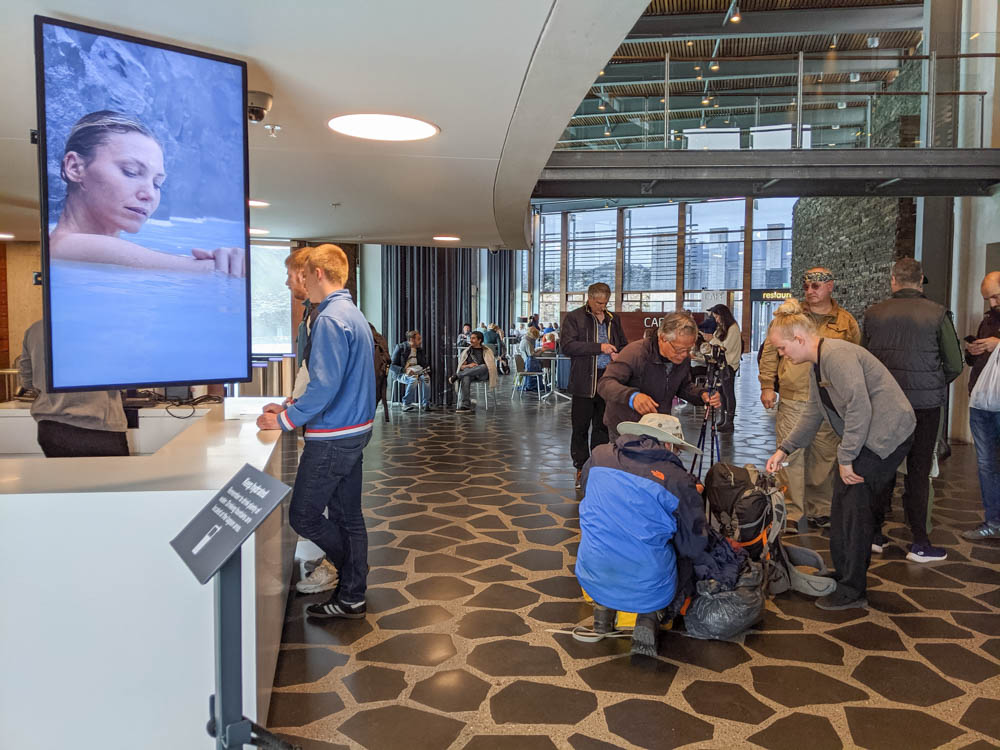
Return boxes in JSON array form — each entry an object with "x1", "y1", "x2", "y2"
[
  {"x1": 599, "y1": 312, "x2": 721, "y2": 442},
  {"x1": 561, "y1": 283, "x2": 629, "y2": 488},
  {"x1": 863, "y1": 258, "x2": 963, "y2": 562},
  {"x1": 390, "y1": 330, "x2": 432, "y2": 411}
]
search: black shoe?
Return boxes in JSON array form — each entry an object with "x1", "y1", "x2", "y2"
[
  {"x1": 808, "y1": 515, "x2": 831, "y2": 529},
  {"x1": 630, "y1": 612, "x2": 660, "y2": 657},
  {"x1": 716, "y1": 418, "x2": 734, "y2": 433},
  {"x1": 423, "y1": 404, "x2": 435, "y2": 411},
  {"x1": 575, "y1": 470, "x2": 582, "y2": 490},
  {"x1": 447, "y1": 375, "x2": 457, "y2": 385},
  {"x1": 816, "y1": 588, "x2": 867, "y2": 611},
  {"x1": 306, "y1": 597, "x2": 367, "y2": 619},
  {"x1": 402, "y1": 404, "x2": 415, "y2": 412},
  {"x1": 456, "y1": 405, "x2": 471, "y2": 412},
  {"x1": 593, "y1": 605, "x2": 617, "y2": 635}
]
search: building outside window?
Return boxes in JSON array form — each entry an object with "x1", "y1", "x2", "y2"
[{"x1": 685, "y1": 199, "x2": 745, "y2": 293}]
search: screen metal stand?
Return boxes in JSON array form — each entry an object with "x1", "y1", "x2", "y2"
[{"x1": 206, "y1": 550, "x2": 300, "y2": 750}]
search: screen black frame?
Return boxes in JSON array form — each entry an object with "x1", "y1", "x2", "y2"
[{"x1": 34, "y1": 15, "x2": 252, "y2": 392}]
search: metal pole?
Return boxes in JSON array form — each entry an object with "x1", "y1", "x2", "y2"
[
  {"x1": 663, "y1": 52, "x2": 670, "y2": 149},
  {"x1": 926, "y1": 50, "x2": 937, "y2": 148},
  {"x1": 795, "y1": 51, "x2": 804, "y2": 149},
  {"x1": 866, "y1": 97, "x2": 872, "y2": 148},
  {"x1": 754, "y1": 96, "x2": 760, "y2": 127},
  {"x1": 979, "y1": 93, "x2": 985, "y2": 149},
  {"x1": 214, "y1": 551, "x2": 250, "y2": 749}
]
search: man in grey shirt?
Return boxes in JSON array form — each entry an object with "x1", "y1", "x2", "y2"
[
  {"x1": 17, "y1": 319, "x2": 128, "y2": 457},
  {"x1": 765, "y1": 301, "x2": 914, "y2": 611}
]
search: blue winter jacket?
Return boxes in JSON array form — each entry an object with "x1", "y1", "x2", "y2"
[
  {"x1": 279, "y1": 289, "x2": 376, "y2": 440},
  {"x1": 575, "y1": 436, "x2": 711, "y2": 613}
]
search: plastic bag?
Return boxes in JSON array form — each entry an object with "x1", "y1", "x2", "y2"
[
  {"x1": 684, "y1": 561, "x2": 765, "y2": 640},
  {"x1": 970, "y1": 344, "x2": 1000, "y2": 412}
]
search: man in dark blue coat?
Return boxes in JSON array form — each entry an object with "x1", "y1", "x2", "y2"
[{"x1": 576, "y1": 413, "x2": 712, "y2": 656}]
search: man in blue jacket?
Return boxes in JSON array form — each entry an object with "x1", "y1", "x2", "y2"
[
  {"x1": 576, "y1": 413, "x2": 712, "y2": 657},
  {"x1": 258, "y1": 244, "x2": 376, "y2": 619}
]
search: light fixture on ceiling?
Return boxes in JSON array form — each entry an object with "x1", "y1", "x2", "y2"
[
  {"x1": 694, "y1": 65, "x2": 701, "y2": 71},
  {"x1": 248, "y1": 199, "x2": 270, "y2": 208},
  {"x1": 249, "y1": 228, "x2": 270, "y2": 236},
  {"x1": 867, "y1": 36, "x2": 880, "y2": 48},
  {"x1": 730, "y1": 4, "x2": 741, "y2": 23},
  {"x1": 830, "y1": 34, "x2": 837, "y2": 50},
  {"x1": 263, "y1": 124, "x2": 281, "y2": 138},
  {"x1": 604, "y1": 128, "x2": 611, "y2": 136},
  {"x1": 713, "y1": 102, "x2": 720, "y2": 108},
  {"x1": 327, "y1": 114, "x2": 439, "y2": 141},
  {"x1": 660, "y1": 98, "x2": 665, "y2": 103},
  {"x1": 0, "y1": 233, "x2": 14, "y2": 240},
  {"x1": 832, "y1": 124, "x2": 840, "y2": 130},
  {"x1": 686, "y1": 40, "x2": 694, "y2": 47},
  {"x1": 699, "y1": 117, "x2": 707, "y2": 129},
  {"x1": 970, "y1": 32, "x2": 980, "y2": 41},
  {"x1": 837, "y1": 101, "x2": 847, "y2": 109},
  {"x1": 849, "y1": 72, "x2": 861, "y2": 83},
  {"x1": 710, "y1": 61, "x2": 720, "y2": 71},
  {"x1": 598, "y1": 69, "x2": 605, "y2": 76},
  {"x1": 433, "y1": 235, "x2": 461, "y2": 242},
  {"x1": 696, "y1": 74, "x2": 703, "y2": 81},
  {"x1": 597, "y1": 100, "x2": 606, "y2": 111},
  {"x1": 702, "y1": 95, "x2": 711, "y2": 105}
]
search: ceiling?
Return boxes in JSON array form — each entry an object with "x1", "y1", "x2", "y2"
[
  {"x1": 561, "y1": 0, "x2": 926, "y2": 149},
  {"x1": 0, "y1": 0, "x2": 647, "y2": 248}
]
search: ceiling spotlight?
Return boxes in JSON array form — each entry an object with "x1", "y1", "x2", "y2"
[
  {"x1": 849, "y1": 72, "x2": 861, "y2": 83},
  {"x1": 248, "y1": 199, "x2": 270, "y2": 208},
  {"x1": 702, "y1": 96, "x2": 711, "y2": 105},
  {"x1": 694, "y1": 65, "x2": 701, "y2": 71},
  {"x1": 867, "y1": 36, "x2": 880, "y2": 48},
  {"x1": 433, "y1": 235, "x2": 461, "y2": 242},
  {"x1": 730, "y1": 5, "x2": 741, "y2": 23},
  {"x1": 263, "y1": 124, "x2": 281, "y2": 138},
  {"x1": 830, "y1": 34, "x2": 837, "y2": 50},
  {"x1": 710, "y1": 61, "x2": 720, "y2": 71},
  {"x1": 598, "y1": 100, "x2": 606, "y2": 111},
  {"x1": 686, "y1": 40, "x2": 694, "y2": 47},
  {"x1": 599, "y1": 69, "x2": 605, "y2": 76},
  {"x1": 696, "y1": 75, "x2": 703, "y2": 81},
  {"x1": 714, "y1": 103, "x2": 720, "y2": 108},
  {"x1": 660, "y1": 98, "x2": 665, "y2": 103},
  {"x1": 832, "y1": 124, "x2": 840, "y2": 130},
  {"x1": 604, "y1": 128, "x2": 611, "y2": 136},
  {"x1": 328, "y1": 113, "x2": 439, "y2": 141},
  {"x1": 837, "y1": 101, "x2": 847, "y2": 109},
  {"x1": 249, "y1": 228, "x2": 270, "y2": 236},
  {"x1": 970, "y1": 32, "x2": 980, "y2": 41},
  {"x1": 0, "y1": 233, "x2": 14, "y2": 240},
  {"x1": 699, "y1": 118, "x2": 707, "y2": 129}
]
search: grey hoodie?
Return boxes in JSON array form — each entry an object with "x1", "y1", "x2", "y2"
[{"x1": 780, "y1": 338, "x2": 915, "y2": 464}]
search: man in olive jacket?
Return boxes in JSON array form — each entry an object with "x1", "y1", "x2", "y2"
[
  {"x1": 561, "y1": 282, "x2": 628, "y2": 487},
  {"x1": 598, "y1": 312, "x2": 720, "y2": 442}
]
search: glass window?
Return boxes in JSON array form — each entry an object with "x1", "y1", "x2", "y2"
[
  {"x1": 752, "y1": 198, "x2": 795, "y2": 289},
  {"x1": 624, "y1": 203, "x2": 679, "y2": 292},
  {"x1": 685, "y1": 199, "x2": 745, "y2": 292},
  {"x1": 539, "y1": 213, "x2": 561, "y2": 293},
  {"x1": 567, "y1": 209, "x2": 617, "y2": 292},
  {"x1": 250, "y1": 244, "x2": 292, "y2": 354},
  {"x1": 539, "y1": 292, "x2": 560, "y2": 326}
]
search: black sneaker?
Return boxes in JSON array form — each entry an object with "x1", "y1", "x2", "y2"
[
  {"x1": 871, "y1": 533, "x2": 889, "y2": 554},
  {"x1": 808, "y1": 515, "x2": 831, "y2": 529},
  {"x1": 907, "y1": 542, "x2": 948, "y2": 563},
  {"x1": 306, "y1": 598, "x2": 367, "y2": 619},
  {"x1": 816, "y1": 589, "x2": 867, "y2": 611}
]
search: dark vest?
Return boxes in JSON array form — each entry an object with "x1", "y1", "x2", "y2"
[{"x1": 863, "y1": 290, "x2": 946, "y2": 410}]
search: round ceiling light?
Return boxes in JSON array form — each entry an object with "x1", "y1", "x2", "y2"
[
  {"x1": 248, "y1": 199, "x2": 270, "y2": 208},
  {"x1": 328, "y1": 114, "x2": 439, "y2": 141},
  {"x1": 433, "y1": 235, "x2": 461, "y2": 242}
]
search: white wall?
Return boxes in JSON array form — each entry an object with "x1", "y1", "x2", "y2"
[
  {"x1": 949, "y1": 0, "x2": 1000, "y2": 441},
  {"x1": 359, "y1": 243, "x2": 383, "y2": 332}
]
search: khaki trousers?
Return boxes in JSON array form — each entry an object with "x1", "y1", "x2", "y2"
[{"x1": 775, "y1": 398, "x2": 840, "y2": 519}]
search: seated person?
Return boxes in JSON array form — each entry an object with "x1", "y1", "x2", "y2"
[
  {"x1": 448, "y1": 331, "x2": 498, "y2": 411},
  {"x1": 576, "y1": 413, "x2": 711, "y2": 657},
  {"x1": 390, "y1": 329, "x2": 432, "y2": 411},
  {"x1": 484, "y1": 323, "x2": 503, "y2": 357},
  {"x1": 518, "y1": 326, "x2": 543, "y2": 391},
  {"x1": 456, "y1": 322, "x2": 473, "y2": 348},
  {"x1": 541, "y1": 332, "x2": 557, "y2": 352}
]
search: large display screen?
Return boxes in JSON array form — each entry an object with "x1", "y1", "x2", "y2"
[{"x1": 35, "y1": 16, "x2": 251, "y2": 391}]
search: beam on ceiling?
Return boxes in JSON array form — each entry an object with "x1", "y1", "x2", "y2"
[{"x1": 626, "y1": 5, "x2": 923, "y2": 40}]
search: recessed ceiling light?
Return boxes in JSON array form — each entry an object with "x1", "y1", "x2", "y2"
[
  {"x1": 328, "y1": 114, "x2": 439, "y2": 141},
  {"x1": 433, "y1": 235, "x2": 461, "y2": 242},
  {"x1": 696, "y1": 74, "x2": 703, "y2": 80},
  {"x1": 686, "y1": 41, "x2": 694, "y2": 47},
  {"x1": 694, "y1": 65, "x2": 701, "y2": 71},
  {"x1": 248, "y1": 199, "x2": 270, "y2": 208},
  {"x1": 249, "y1": 228, "x2": 270, "y2": 236},
  {"x1": 0, "y1": 233, "x2": 14, "y2": 240},
  {"x1": 702, "y1": 96, "x2": 711, "y2": 105},
  {"x1": 598, "y1": 69, "x2": 605, "y2": 76},
  {"x1": 710, "y1": 61, "x2": 720, "y2": 71},
  {"x1": 604, "y1": 128, "x2": 611, "y2": 136}
]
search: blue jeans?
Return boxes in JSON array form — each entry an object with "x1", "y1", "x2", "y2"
[
  {"x1": 289, "y1": 433, "x2": 371, "y2": 602},
  {"x1": 969, "y1": 407, "x2": 1000, "y2": 524},
  {"x1": 399, "y1": 373, "x2": 429, "y2": 406}
]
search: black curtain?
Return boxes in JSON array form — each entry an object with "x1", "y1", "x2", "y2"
[
  {"x1": 382, "y1": 245, "x2": 479, "y2": 406},
  {"x1": 487, "y1": 250, "x2": 515, "y2": 335}
]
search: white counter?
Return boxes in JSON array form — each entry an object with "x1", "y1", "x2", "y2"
[{"x1": 0, "y1": 400, "x2": 296, "y2": 750}]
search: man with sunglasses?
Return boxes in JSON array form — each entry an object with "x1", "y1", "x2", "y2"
[
  {"x1": 599, "y1": 312, "x2": 722, "y2": 443},
  {"x1": 759, "y1": 268, "x2": 861, "y2": 531}
]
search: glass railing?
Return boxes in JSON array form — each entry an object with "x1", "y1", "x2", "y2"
[{"x1": 558, "y1": 36, "x2": 996, "y2": 151}]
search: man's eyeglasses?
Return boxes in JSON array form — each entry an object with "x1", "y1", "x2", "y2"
[{"x1": 803, "y1": 282, "x2": 827, "y2": 291}]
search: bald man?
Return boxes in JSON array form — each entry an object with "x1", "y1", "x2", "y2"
[
  {"x1": 964, "y1": 271, "x2": 1000, "y2": 540},
  {"x1": 759, "y1": 267, "x2": 861, "y2": 530}
]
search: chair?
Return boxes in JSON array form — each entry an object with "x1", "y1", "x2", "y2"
[
  {"x1": 511, "y1": 354, "x2": 544, "y2": 401},
  {"x1": 389, "y1": 370, "x2": 425, "y2": 411},
  {"x1": 472, "y1": 378, "x2": 493, "y2": 410}
]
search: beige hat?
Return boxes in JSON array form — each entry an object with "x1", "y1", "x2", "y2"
[{"x1": 618, "y1": 413, "x2": 702, "y2": 455}]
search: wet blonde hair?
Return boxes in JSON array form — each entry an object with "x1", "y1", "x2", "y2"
[{"x1": 770, "y1": 298, "x2": 817, "y2": 340}]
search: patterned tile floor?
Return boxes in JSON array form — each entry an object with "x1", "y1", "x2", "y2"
[{"x1": 268, "y1": 365, "x2": 1000, "y2": 750}]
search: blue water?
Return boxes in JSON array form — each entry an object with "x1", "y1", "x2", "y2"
[{"x1": 48, "y1": 218, "x2": 249, "y2": 388}]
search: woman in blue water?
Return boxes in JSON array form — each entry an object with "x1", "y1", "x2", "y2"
[{"x1": 49, "y1": 111, "x2": 244, "y2": 276}]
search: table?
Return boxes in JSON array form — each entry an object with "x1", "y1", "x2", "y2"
[{"x1": 538, "y1": 354, "x2": 572, "y2": 403}]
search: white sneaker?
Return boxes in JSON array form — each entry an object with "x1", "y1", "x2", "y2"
[{"x1": 296, "y1": 559, "x2": 338, "y2": 594}]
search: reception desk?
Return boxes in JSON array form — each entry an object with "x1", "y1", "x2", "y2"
[{"x1": 0, "y1": 399, "x2": 296, "y2": 749}]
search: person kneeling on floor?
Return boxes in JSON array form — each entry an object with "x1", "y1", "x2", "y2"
[{"x1": 575, "y1": 413, "x2": 713, "y2": 657}]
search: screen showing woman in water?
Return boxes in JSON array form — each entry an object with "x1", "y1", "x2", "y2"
[{"x1": 38, "y1": 18, "x2": 250, "y2": 391}]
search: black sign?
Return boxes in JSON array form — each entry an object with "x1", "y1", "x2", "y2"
[{"x1": 170, "y1": 464, "x2": 291, "y2": 584}]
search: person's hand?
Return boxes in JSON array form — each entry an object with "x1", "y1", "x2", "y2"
[
  {"x1": 262, "y1": 402, "x2": 284, "y2": 414},
  {"x1": 968, "y1": 337, "x2": 1000, "y2": 356},
  {"x1": 761, "y1": 389, "x2": 777, "y2": 409},
  {"x1": 256, "y1": 412, "x2": 280, "y2": 430},
  {"x1": 633, "y1": 393, "x2": 659, "y2": 415},
  {"x1": 765, "y1": 449, "x2": 787, "y2": 474},
  {"x1": 839, "y1": 463, "x2": 864, "y2": 485},
  {"x1": 702, "y1": 391, "x2": 723, "y2": 409},
  {"x1": 192, "y1": 247, "x2": 245, "y2": 277},
  {"x1": 610, "y1": 351, "x2": 619, "y2": 362},
  {"x1": 600, "y1": 343, "x2": 618, "y2": 355}
]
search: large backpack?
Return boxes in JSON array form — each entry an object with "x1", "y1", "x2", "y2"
[
  {"x1": 704, "y1": 463, "x2": 775, "y2": 562},
  {"x1": 369, "y1": 324, "x2": 392, "y2": 422}
]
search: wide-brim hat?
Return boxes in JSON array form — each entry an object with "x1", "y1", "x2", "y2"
[{"x1": 618, "y1": 413, "x2": 702, "y2": 455}]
